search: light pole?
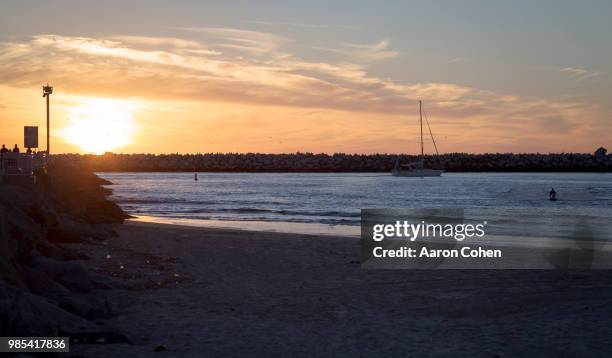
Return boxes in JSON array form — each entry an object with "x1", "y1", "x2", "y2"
[{"x1": 42, "y1": 84, "x2": 53, "y2": 156}]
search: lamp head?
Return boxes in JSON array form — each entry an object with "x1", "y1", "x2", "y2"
[{"x1": 42, "y1": 84, "x2": 53, "y2": 97}]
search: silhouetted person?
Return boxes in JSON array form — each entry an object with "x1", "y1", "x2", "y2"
[
  {"x1": 12, "y1": 144, "x2": 20, "y2": 153},
  {"x1": 549, "y1": 188, "x2": 557, "y2": 201},
  {"x1": 0, "y1": 144, "x2": 5, "y2": 170},
  {"x1": 26, "y1": 147, "x2": 32, "y2": 154}
]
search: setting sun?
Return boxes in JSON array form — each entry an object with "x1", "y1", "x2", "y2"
[{"x1": 61, "y1": 98, "x2": 137, "y2": 154}]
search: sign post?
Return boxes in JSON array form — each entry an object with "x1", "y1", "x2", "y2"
[{"x1": 24, "y1": 126, "x2": 39, "y2": 149}]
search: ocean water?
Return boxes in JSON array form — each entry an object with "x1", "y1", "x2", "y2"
[{"x1": 99, "y1": 172, "x2": 612, "y2": 238}]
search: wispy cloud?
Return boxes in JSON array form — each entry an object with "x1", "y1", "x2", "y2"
[
  {"x1": 251, "y1": 20, "x2": 355, "y2": 30},
  {"x1": 560, "y1": 67, "x2": 588, "y2": 77},
  {"x1": 576, "y1": 71, "x2": 603, "y2": 81},
  {"x1": 342, "y1": 40, "x2": 399, "y2": 62},
  {"x1": 173, "y1": 27, "x2": 289, "y2": 56},
  {"x1": 0, "y1": 32, "x2": 606, "y2": 149},
  {"x1": 314, "y1": 39, "x2": 399, "y2": 63},
  {"x1": 560, "y1": 67, "x2": 603, "y2": 81},
  {"x1": 109, "y1": 36, "x2": 221, "y2": 55},
  {"x1": 448, "y1": 57, "x2": 465, "y2": 64}
]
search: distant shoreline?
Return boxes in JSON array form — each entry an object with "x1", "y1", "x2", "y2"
[{"x1": 54, "y1": 152, "x2": 612, "y2": 173}]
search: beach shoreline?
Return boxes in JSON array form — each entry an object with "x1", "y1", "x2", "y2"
[
  {"x1": 66, "y1": 221, "x2": 612, "y2": 357},
  {"x1": 130, "y1": 215, "x2": 361, "y2": 238}
]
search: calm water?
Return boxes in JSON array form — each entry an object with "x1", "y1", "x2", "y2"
[{"x1": 99, "y1": 172, "x2": 612, "y2": 237}]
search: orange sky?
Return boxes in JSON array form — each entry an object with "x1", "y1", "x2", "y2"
[{"x1": 0, "y1": 31, "x2": 610, "y2": 154}]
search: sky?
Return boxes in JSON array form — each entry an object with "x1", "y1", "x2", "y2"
[{"x1": 0, "y1": 0, "x2": 611, "y2": 154}]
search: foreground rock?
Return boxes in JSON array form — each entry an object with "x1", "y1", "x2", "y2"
[{"x1": 0, "y1": 161, "x2": 129, "y2": 339}]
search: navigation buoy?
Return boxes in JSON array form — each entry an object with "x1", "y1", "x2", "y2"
[{"x1": 194, "y1": 173, "x2": 198, "y2": 181}]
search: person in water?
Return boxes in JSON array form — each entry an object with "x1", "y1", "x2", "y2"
[{"x1": 549, "y1": 188, "x2": 557, "y2": 201}]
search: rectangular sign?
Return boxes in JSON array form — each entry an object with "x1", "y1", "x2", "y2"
[{"x1": 24, "y1": 126, "x2": 38, "y2": 148}]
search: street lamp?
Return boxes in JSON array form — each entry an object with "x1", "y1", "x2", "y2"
[{"x1": 42, "y1": 84, "x2": 53, "y2": 156}]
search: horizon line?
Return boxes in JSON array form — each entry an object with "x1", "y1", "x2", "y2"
[{"x1": 54, "y1": 150, "x2": 608, "y2": 156}]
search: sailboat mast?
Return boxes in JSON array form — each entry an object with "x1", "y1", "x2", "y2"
[{"x1": 419, "y1": 100, "x2": 424, "y2": 162}]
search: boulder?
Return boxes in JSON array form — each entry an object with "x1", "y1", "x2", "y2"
[
  {"x1": 20, "y1": 267, "x2": 71, "y2": 296},
  {"x1": 47, "y1": 213, "x2": 119, "y2": 243},
  {"x1": 47, "y1": 214, "x2": 90, "y2": 243},
  {"x1": 36, "y1": 241, "x2": 89, "y2": 261},
  {"x1": 30, "y1": 257, "x2": 95, "y2": 294},
  {"x1": 0, "y1": 282, "x2": 88, "y2": 336},
  {"x1": 50, "y1": 291, "x2": 112, "y2": 320}
]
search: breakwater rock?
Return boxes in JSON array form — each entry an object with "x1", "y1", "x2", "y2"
[
  {"x1": 0, "y1": 162, "x2": 129, "y2": 337},
  {"x1": 54, "y1": 152, "x2": 612, "y2": 172}
]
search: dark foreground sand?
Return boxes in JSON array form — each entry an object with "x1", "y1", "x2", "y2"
[{"x1": 67, "y1": 221, "x2": 612, "y2": 357}]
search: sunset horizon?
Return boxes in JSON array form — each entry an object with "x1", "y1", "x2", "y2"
[
  {"x1": 1, "y1": 1, "x2": 611, "y2": 155},
  {"x1": 1, "y1": 2, "x2": 612, "y2": 357}
]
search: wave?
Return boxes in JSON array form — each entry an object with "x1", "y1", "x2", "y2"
[
  {"x1": 183, "y1": 207, "x2": 360, "y2": 218},
  {"x1": 114, "y1": 197, "x2": 292, "y2": 206},
  {"x1": 158, "y1": 214, "x2": 360, "y2": 226},
  {"x1": 112, "y1": 197, "x2": 217, "y2": 205}
]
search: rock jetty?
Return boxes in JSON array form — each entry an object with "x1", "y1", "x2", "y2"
[
  {"x1": 53, "y1": 152, "x2": 612, "y2": 172},
  {"x1": 0, "y1": 161, "x2": 129, "y2": 338}
]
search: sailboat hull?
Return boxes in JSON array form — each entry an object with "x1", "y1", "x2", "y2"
[{"x1": 391, "y1": 168, "x2": 443, "y2": 177}]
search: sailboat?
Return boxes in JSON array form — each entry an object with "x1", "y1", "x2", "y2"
[{"x1": 392, "y1": 100, "x2": 443, "y2": 177}]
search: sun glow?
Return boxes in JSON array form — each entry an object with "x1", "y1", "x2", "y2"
[{"x1": 62, "y1": 98, "x2": 137, "y2": 154}]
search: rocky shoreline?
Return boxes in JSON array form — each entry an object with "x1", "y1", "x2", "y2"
[
  {"x1": 0, "y1": 162, "x2": 130, "y2": 340},
  {"x1": 54, "y1": 152, "x2": 611, "y2": 172}
]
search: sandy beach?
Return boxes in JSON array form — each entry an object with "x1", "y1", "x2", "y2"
[{"x1": 64, "y1": 221, "x2": 612, "y2": 357}]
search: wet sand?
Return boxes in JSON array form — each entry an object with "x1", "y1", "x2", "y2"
[{"x1": 67, "y1": 221, "x2": 612, "y2": 357}]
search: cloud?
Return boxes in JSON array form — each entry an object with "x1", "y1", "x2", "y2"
[
  {"x1": 110, "y1": 36, "x2": 222, "y2": 55},
  {"x1": 448, "y1": 57, "x2": 465, "y2": 64},
  {"x1": 560, "y1": 67, "x2": 588, "y2": 76},
  {"x1": 342, "y1": 40, "x2": 399, "y2": 62},
  {"x1": 0, "y1": 32, "x2": 606, "y2": 147},
  {"x1": 575, "y1": 71, "x2": 603, "y2": 81},
  {"x1": 315, "y1": 39, "x2": 399, "y2": 63},
  {"x1": 560, "y1": 67, "x2": 603, "y2": 81},
  {"x1": 173, "y1": 27, "x2": 289, "y2": 56},
  {"x1": 251, "y1": 21, "x2": 355, "y2": 30}
]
